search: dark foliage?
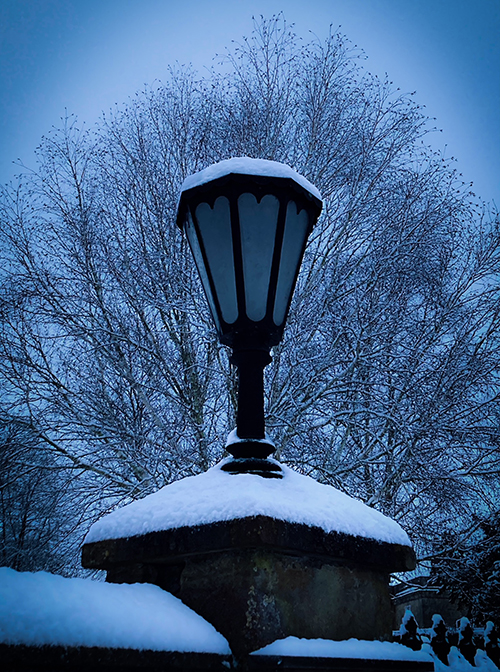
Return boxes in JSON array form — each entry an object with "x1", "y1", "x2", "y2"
[{"x1": 433, "y1": 510, "x2": 500, "y2": 622}]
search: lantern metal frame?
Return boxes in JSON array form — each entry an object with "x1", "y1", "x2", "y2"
[{"x1": 176, "y1": 166, "x2": 322, "y2": 469}]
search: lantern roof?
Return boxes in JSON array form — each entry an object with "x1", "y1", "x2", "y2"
[{"x1": 179, "y1": 157, "x2": 322, "y2": 202}]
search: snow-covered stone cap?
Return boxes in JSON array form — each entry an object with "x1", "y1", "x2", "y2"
[
  {"x1": 252, "y1": 637, "x2": 433, "y2": 662},
  {"x1": 85, "y1": 458, "x2": 411, "y2": 548},
  {"x1": 0, "y1": 567, "x2": 230, "y2": 653},
  {"x1": 180, "y1": 157, "x2": 322, "y2": 202}
]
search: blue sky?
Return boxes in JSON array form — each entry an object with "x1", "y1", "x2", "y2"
[{"x1": 1, "y1": 0, "x2": 499, "y2": 203}]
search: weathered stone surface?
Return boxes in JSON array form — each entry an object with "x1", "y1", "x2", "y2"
[
  {"x1": 0, "y1": 644, "x2": 230, "y2": 671},
  {"x1": 82, "y1": 516, "x2": 415, "y2": 572},
  {"x1": 0, "y1": 644, "x2": 435, "y2": 671},
  {"x1": 391, "y1": 578, "x2": 462, "y2": 629},
  {"x1": 154, "y1": 548, "x2": 394, "y2": 654},
  {"x1": 82, "y1": 517, "x2": 415, "y2": 655}
]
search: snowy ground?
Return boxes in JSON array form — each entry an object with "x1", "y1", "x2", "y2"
[
  {"x1": 85, "y1": 458, "x2": 410, "y2": 546},
  {"x1": 0, "y1": 567, "x2": 230, "y2": 653}
]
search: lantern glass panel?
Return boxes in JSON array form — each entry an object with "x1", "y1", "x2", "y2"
[
  {"x1": 238, "y1": 193, "x2": 279, "y2": 322},
  {"x1": 195, "y1": 196, "x2": 238, "y2": 325},
  {"x1": 185, "y1": 210, "x2": 221, "y2": 331},
  {"x1": 273, "y1": 202, "x2": 309, "y2": 326}
]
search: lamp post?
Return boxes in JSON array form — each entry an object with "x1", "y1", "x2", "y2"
[
  {"x1": 176, "y1": 158, "x2": 322, "y2": 474},
  {"x1": 84, "y1": 162, "x2": 417, "y2": 656}
]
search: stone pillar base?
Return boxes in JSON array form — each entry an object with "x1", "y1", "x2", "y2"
[{"x1": 82, "y1": 516, "x2": 415, "y2": 655}]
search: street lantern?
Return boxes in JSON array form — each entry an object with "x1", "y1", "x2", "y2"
[{"x1": 176, "y1": 158, "x2": 322, "y2": 473}]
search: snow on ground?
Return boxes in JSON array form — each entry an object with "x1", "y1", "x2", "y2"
[
  {"x1": 252, "y1": 637, "x2": 432, "y2": 661},
  {"x1": 180, "y1": 157, "x2": 322, "y2": 201},
  {"x1": 85, "y1": 458, "x2": 410, "y2": 546},
  {"x1": 0, "y1": 567, "x2": 230, "y2": 653}
]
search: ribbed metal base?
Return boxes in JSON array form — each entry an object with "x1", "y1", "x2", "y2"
[{"x1": 220, "y1": 457, "x2": 283, "y2": 478}]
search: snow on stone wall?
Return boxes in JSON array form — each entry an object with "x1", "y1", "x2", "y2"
[
  {"x1": 0, "y1": 567, "x2": 230, "y2": 653},
  {"x1": 85, "y1": 459, "x2": 410, "y2": 546}
]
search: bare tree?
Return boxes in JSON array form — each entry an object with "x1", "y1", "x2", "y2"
[
  {"x1": 0, "y1": 15, "x2": 498, "y2": 571},
  {"x1": 0, "y1": 415, "x2": 87, "y2": 573}
]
